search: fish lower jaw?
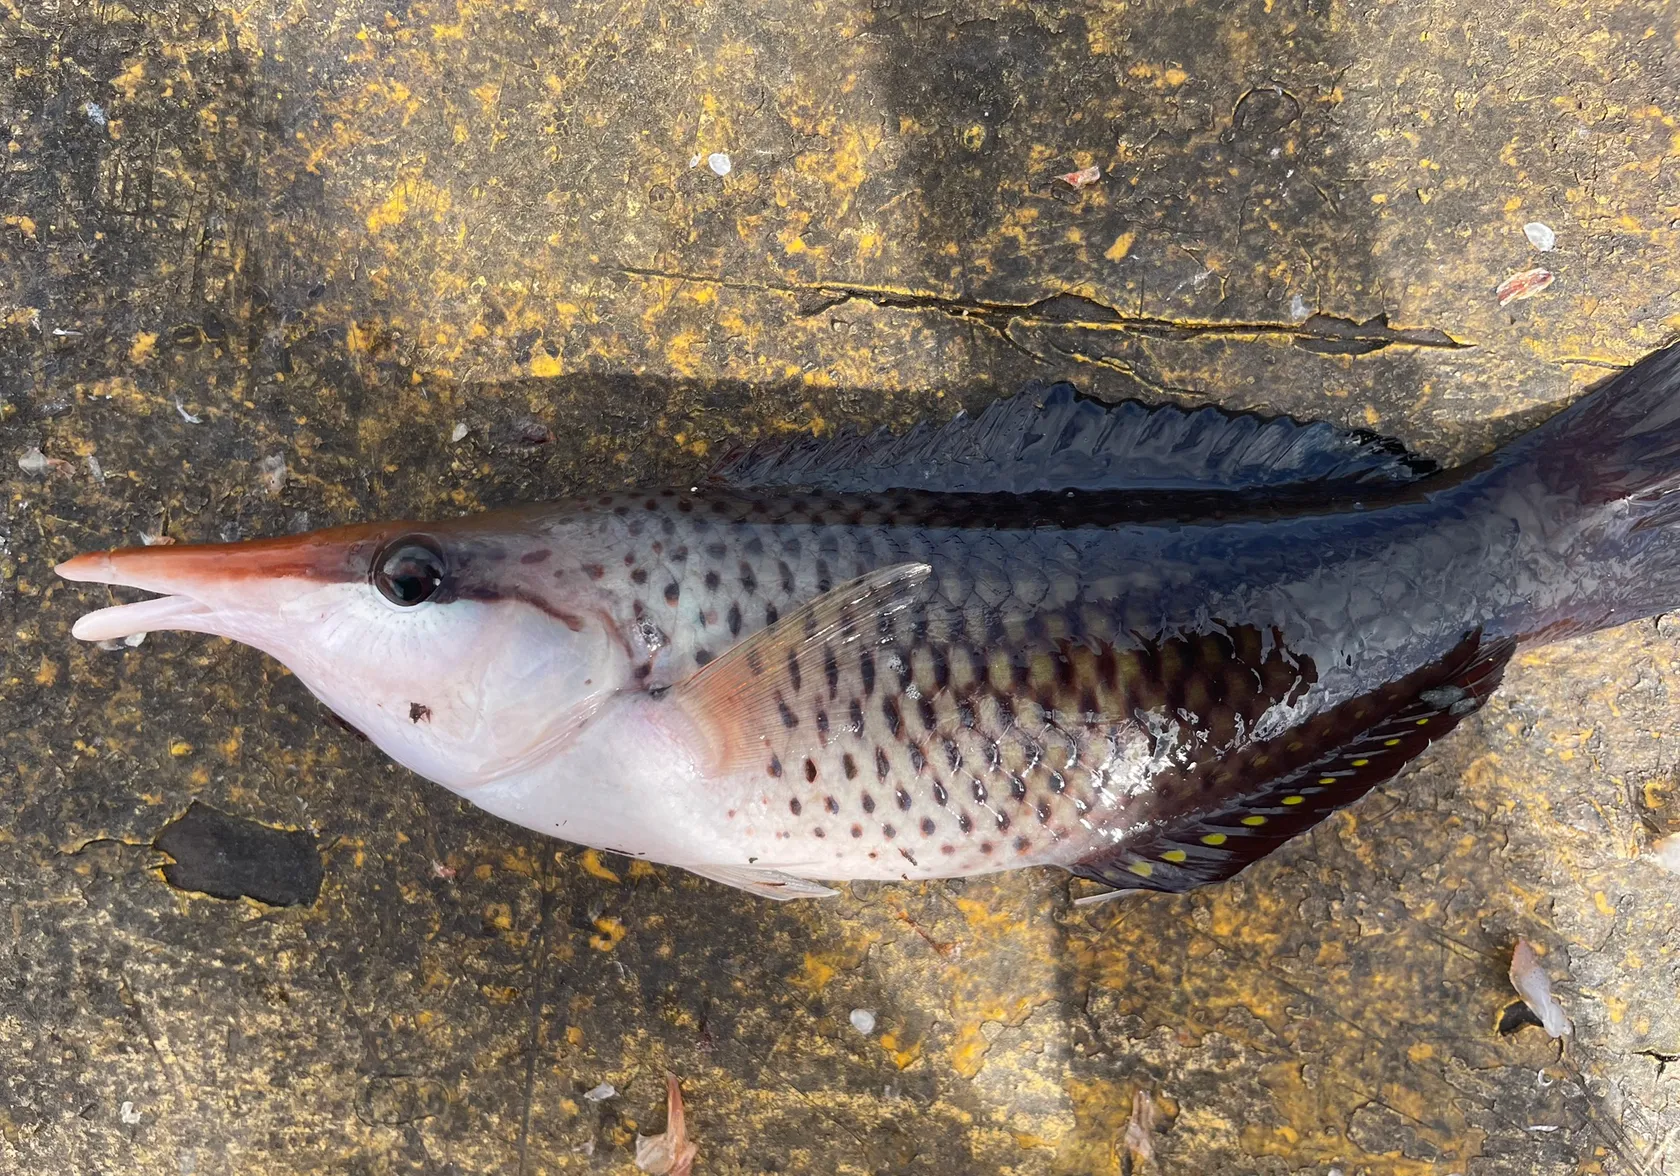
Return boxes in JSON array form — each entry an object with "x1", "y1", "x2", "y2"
[{"x1": 69, "y1": 594, "x2": 213, "y2": 642}]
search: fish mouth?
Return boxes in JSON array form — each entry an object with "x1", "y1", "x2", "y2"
[
  {"x1": 55, "y1": 528, "x2": 384, "y2": 643},
  {"x1": 63, "y1": 592, "x2": 215, "y2": 642},
  {"x1": 56, "y1": 550, "x2": 218, "y2": 642}
]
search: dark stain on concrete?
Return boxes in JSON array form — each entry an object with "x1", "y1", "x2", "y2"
[{"x1": 153, "y1": 802, "x2": 324, "y2": 906}]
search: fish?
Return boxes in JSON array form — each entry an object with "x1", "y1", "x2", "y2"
[{"x1": 55, "y1": 343, "x2": 1680, "y2": 902}]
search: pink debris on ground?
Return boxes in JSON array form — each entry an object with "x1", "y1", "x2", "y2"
[
  {"x1": 636, "y1": 1075, "x2": 698, "y2": 1176},
  {"x1": 1496, "y1": 267, "x2": 1554, "y2": 306},
  {"x1": 1056, "y1": 164, "x2": 1102, "y2": 190}
]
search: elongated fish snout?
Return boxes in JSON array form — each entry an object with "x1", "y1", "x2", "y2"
[{"x1": 55, "y1": 525, "x2": 392, "y2": 643}]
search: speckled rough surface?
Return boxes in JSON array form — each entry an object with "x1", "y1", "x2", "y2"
[{"x1": 3, "y1": 0, "x2": 1680, "y2": 1171}]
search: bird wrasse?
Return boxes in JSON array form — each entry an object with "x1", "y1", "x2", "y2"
[{"x1": 57, "y1": 345, "x2": 1680, "y2": 902}]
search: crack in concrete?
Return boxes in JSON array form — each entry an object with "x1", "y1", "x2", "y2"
[
  {"x1": 620, "y1": 265, "x2": 1472, "y2": 356},
  {"x1": 515, "y1": 851, "x2": 555, "y2": 1176},
  {"x1": 57, "y1": 835, "x2": 157, "y2": 857}
]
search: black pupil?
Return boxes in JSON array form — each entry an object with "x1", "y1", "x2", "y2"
[{"x1": 377, "y1": 546, "x2": 442, "y2": 605}]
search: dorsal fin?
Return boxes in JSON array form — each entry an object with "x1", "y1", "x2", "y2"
[{"x1": 711, "y1": 383, "x2": 1437, "y2": 494}]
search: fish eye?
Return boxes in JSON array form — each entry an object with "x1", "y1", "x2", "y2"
[{"x1": 372, "y1": 538, "x2": 446, "y2": 606}]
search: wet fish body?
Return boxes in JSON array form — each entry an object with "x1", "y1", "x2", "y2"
[{"x1": 57, "y1": 346, "x2": 1680, "y2": 900}]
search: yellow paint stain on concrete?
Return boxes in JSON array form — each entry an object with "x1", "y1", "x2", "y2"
[
  {"x1": 110, "y1": 59, "x2": 145, "y2": 99},
  {"x1": 664, "y1": 330, "x2": 706, "y2": 377},
  {"x1": 365, "y1": 175, "x2": 453, "y2": 234},
  {"x1": 1105, "y1": 231, "x2": 1136, "y2": 261},
  {"x1": 529, "y1": 350, "x2": 562, "y2": 378},
  {"x1": 578, "y1": 849, "x2": 620, "y2": 883},
  {"x1": 791, "y1": 952, "x2": 837, "y2": 992},
  {"x1": 588, "y1": 916, "x2": 626, "y2": 951},
  {"x1": 128, "y1": 331, "x2": 158, "y2": 363},
  {"x1": 876, "y1": 1031, "x2": 923, "y2": 1070}
]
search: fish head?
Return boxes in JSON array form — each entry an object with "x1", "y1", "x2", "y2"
[{"x1": 55, "y1": 512, "x2": 628, "y2": 791}]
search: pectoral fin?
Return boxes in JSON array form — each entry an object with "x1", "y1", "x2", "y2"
[{"x1": 668, "y1": 561, "x2": 932, "y2": 775}]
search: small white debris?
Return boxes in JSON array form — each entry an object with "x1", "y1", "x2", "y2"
[
  {"x1": 849, "y1": 1008, "x2": 876, "y2": 1035},
  {"x1": 689, "y1": 154, "x2": 702, "y2": 168},
  {"x1": 431, "y1": 860, "x2": 457, "y2": 880},
  {"x1": 139, "y1": 528, "x2": 175, "y2": 546},
  {"x1": 450, "y1": 422, "x2": 469, "y2": 443},
  {"x1": 1289, "y1": 293, "x2": 1311, "y2": 321},
  {"x1": 119, "y1": 1101, "x2": 141, "y2": 1125},
  {"x1": 1523, "y1": 221, "x2": 1557, "y2": 251},
  {"x1": 256, "y1": 454, "x2": 288, "y2": 496},
  {"x1": 1510, "y1": 938, "x2": 1572, "y2": 1038},
  {"x1": 18, "y1": 447, "x2": 71, "y2": 475},
  {"x1": 1650, "y1": 832, "x2": 1680, "y2": 874},
  {"x1": 85, "y1": 454, "x2": 105, "y2": 480},
  {"x1": 124, "y1": 632, "x2": 147, "y2": 648},
  {"x1": 84, "y1": 101, "x2": 107, "y2": 127},
  {"x1": 706, "y1": 152, "x2": 732, "y2": 177},
  {"x1": 584, "y1": 1082, "x2": 617, "y2": 1102},
  {"x1": 174, "y1": 399, "x2": 202, "y2": 424},
  {"x1": 1122, "y1": 1089, "x2": 1157, "y2": 1170}
]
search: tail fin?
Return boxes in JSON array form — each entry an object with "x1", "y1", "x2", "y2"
[{"x1": 1504, "y1": 341, "x2": 1680, "y2": 634}]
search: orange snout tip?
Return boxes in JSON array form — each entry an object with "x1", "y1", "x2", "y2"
[{"x1": 55, "y1": 551, "x2": 116, "y2": 582}]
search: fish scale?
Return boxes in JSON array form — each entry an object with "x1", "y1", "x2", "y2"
[
  {"x1": 586, "y1": 494, "x2": 1131, "y2": 874},
  {"x1": 567, "y1": 485, "x2": 1443, "y2": 881}
]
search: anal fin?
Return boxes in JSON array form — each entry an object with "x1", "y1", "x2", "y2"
[
  {"x1": 684, "y1": 863, "x2": 840, "y2": 901},
  {"x1": 1073, "y1": 631, "x2": 1517, "y2": 897}
]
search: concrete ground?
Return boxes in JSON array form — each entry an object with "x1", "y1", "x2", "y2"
[{"x1": 3, "y1": 0, "x2": 1679, "y2": 1171}]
